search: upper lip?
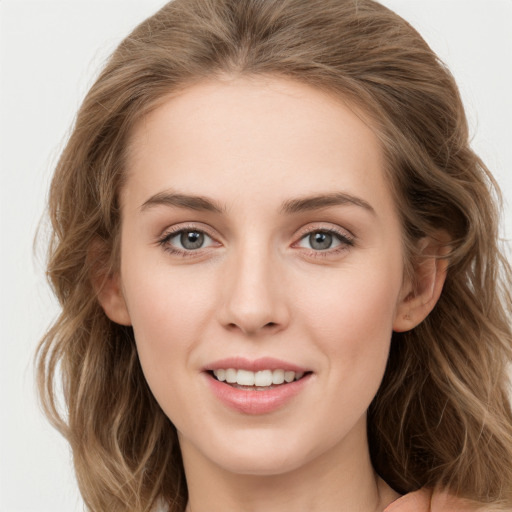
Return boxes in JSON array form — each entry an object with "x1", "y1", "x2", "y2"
[{"x1": 204, "y1": 357, "x2": 309, "y2": 373}]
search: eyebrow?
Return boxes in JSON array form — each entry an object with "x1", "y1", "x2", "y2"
[
  {"x1": 140, "y1": 191, "x2": 375, "y2": 216},
  {"x1": 279, "y1": 192, "x2": 376, "y2": 216},
  {"x1": 140, "y1": 192, "x2": 225, "y2": 214}
]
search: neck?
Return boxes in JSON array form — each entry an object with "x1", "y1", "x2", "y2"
[{"x1": 180, "y1": 417, "x2": 400, "y2": 512}]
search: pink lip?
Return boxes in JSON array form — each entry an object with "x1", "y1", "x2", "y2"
[
  {"x1": 204, "y1": 356, "x2": 309, "y2": 373},
  {"x1": 203, "y1": 362, "x2": 313, "y2": 415}
]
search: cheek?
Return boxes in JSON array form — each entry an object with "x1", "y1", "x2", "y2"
[
  {"x1": 297, "y1": 260, "x2": 402, "y2": 374},
  {"x1": 122, "y1": 236, "x2": 213, "y2": 331},
  {"x1": 298, "y1": 269, "x2": 401, "y2": 435},
  {"x1": 305, "y1": 263, "x2": 400, "y2": 322},
  {"x1": 122, "y1": 277, "x2": 212, "y2": 432},
  {"x1": 119, "y1": 257, "x2": 216, "y2": 393}
]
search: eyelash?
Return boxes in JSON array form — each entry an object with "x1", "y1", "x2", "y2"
[
  {"x1": 157, "y1": 224, "x2": 218, "y2": 258},
  {"x1": 157, "y1": 225, "x2": 355, "y2": 258},
  {"x1": 293, "y1": 227, "x2": 355, "y2": 258}
]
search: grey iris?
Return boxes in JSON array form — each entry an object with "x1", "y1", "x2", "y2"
[
  {"x1": 310, "y1": 232, "x2": 333, "y2": 250},
  {"x1": 181, "y1": 231, "x2": 204, "y2": 250}
]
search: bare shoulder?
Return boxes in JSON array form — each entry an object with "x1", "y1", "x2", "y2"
[
  {"x1": 384, "y1": 488, "x2": 511, "y2": 512},
  {"x1": 431, "y1": 490, "x2": 510, "y2": 512}
]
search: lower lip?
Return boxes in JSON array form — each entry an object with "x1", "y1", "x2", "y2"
[{"x1": 204, "y1": 372, "x2": 312, "y2": 415}]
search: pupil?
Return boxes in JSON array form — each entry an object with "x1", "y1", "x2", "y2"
[
  {"x1": 310, "y1": 232, "x2": 332, "y2": 250},
  {"x1": 181, "y1": 231, "x2": 204, "y2": 250}
]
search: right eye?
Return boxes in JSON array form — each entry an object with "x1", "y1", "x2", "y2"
[
  {"x1": 159, "y1": 228, "x2": 218, "y2": 254},
  {"x1": 297, "y1": 231, "x2": 343, "y2": 251}
]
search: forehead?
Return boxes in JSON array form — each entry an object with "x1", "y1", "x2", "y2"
[{"x1": 122, "y1": 75, "x2": 392, "y2": 216}]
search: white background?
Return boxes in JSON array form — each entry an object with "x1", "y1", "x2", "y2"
[{"x1": 1, "y1": 1, "x2": 511, "y2": 510}]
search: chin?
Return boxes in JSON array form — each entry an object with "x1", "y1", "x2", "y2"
[
  {"x1": 214, "y1": 450, "x2": 308, "y2": 477},
  {"x1": 204, "y1": 428, "x2": 325, "y2": 477},
  {"x1": 179, "y1": 423, "x2": 319, "y2": 477}
]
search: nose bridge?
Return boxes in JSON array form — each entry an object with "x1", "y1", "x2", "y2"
[{"x1": 220, "y1": 235, "x2": 288, "y2": 335}]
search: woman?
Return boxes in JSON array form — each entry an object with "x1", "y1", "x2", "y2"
[{"x1": 35, "y1": 0, "x2": 512, "y2": 510}]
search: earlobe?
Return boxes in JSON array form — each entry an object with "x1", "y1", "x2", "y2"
[
  {"x1": 89, "y1": 240, "x2": 132, "y2": 326},
  {"x1": 393, "y1": 237, "x2": 450, "y2": 332},
  {"x1": 96, "y1": 272, "x2": 132, "y2": 326}
]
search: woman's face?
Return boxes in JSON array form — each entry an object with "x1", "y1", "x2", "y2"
[{"x1": 115, "y1": 75, "x2": 411, "y2": 476}]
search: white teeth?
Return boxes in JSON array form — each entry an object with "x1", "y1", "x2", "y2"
[
  {"x1": 214, "y1": 368, "x2": 226, "y2": 382},
  {"x1": 237, "y1": 369, "x2": 255, "y2": 386},
  {"x1": 284, "y1": 371, "x2": 295, "y2": 383},
  {"x1": 272, "y1": 369, "x2": 285, "y2": 384},
  {"x1": 212, "y1": 368, "x2": 306, "y2": 386},
  {"x1": 254, "y1": 370, "x2": 273, "y2": 387},
  {"x1": 225, "y1": 368, "x2": 237, "y2": 383}
]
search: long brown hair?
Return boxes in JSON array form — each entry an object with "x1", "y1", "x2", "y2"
[{"x1": 35, "y1": 0, "x2": 512, "y2": 510}]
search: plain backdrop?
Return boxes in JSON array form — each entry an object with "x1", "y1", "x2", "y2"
[{"x1": 1, "y1": 1, "x2": 511, "y2": 510}]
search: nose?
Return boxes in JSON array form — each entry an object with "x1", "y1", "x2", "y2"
[{"x1": 218, "y1": 241, "x2": 290, "y2": 336}]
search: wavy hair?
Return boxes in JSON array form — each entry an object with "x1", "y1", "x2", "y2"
[{"x1": 35, "y1": 0, "x2": 512, "y2": 510}]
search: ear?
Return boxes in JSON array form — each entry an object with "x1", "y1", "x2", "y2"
[
  {"x1": 393, "y1": 236, "x2": 450, "y2": 332},
  {"x1": 89, "y1": 239, "x2": 132, "y2": 326}
]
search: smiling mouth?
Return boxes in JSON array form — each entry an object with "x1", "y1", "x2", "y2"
[{"x1": 209, "y1": 368, "x2": 311, "y2": 390}]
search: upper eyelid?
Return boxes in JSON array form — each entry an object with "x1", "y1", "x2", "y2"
[
  {"x1": 159, "y1": 223, "x2": 218, "y2": 240},
  {"x1": 157, "y1": 222, "x2": 355, "y2": 246},
  {"x1": 158, "y1": 227, "x2": 220, "y2": 256},
  {"x1": 159, "y1": 223, "x2": 353, "y2": 235},
  {"x1": 294, "y1": 223, "x2": 355, "y2": 241},
  {"x1": 293, "y1": 230, "x2": 354, "y2": 250}
]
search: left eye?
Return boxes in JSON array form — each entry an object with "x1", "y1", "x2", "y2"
[
  {"x1": 164, "y1": 229, "x2": 214, "y2": 251},
  {"x1": 296, "y1": 230, "x2": 345, "y2": 251}
]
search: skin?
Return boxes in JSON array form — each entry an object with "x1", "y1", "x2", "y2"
[{"x1": 98, "y1": 75, "x2": 447, "y2": 512}]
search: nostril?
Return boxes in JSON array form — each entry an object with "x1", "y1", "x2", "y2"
[{"x1": 225, "y1": 321, "x2": 278, "y2": 332}]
